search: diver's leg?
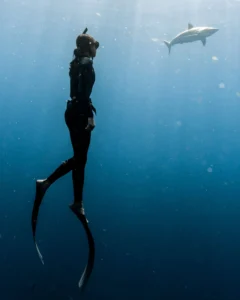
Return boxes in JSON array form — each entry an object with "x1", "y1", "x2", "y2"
[
  {"x1": 47, "y1": 158, "x2": 74, "y2": 184},
  {"x1": 73, "y1": 139, "x2": 90, "y2": 204},
  {"x1": 69, "y1": 123, "x2": 91, "y2": 215},
  {"x1": 35, "y1": 158, "x2": 75, "y2": 197}
]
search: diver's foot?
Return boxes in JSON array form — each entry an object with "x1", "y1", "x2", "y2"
[
  {"x1": 69, "y1": 203, "x2": 89, "y2": 223},
  {"x1": 69, "y1": 203, "x2": 85, "y2": 215},
  {"x1": 36, "y1": 179, "x2": 50, "y2": 198}
]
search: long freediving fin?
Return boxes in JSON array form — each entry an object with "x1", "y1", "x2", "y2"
[
  {"x1": 31, "y1": 180, "x2": 49, "y2": 265},
  {"x1": 69, "y1": 206, "x2": 95, "y2": 291}
]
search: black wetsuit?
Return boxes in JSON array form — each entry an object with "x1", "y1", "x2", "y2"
[{"x1": 47, "y1": 56, "x2": 95, "y2": 205}]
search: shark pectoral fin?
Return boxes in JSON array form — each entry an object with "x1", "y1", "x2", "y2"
[
  {"x1": 201, "y1": 38, "x2": 206, "y2": 46},
  {"x1": 188, "y1": 23, "x2": 194, "y2": 29}
]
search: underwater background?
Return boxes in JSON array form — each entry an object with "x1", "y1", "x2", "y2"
[{"x1": 1, "y1": 0, "x2": 240, "y2": 299}]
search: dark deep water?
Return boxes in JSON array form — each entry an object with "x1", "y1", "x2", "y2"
[{"x1": 1, "y1": 0, "x2": 240, "y2": 299}]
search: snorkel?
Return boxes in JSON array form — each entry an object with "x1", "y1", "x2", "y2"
[{"x1": 82, "y1": 27, "x2": 88, "y2": 34}]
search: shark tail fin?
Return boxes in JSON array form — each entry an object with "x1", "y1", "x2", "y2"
[{"x1": 164, "y1": 41, "x2": 171, "y2": 54}]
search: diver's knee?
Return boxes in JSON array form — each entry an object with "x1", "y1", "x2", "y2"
[{"x1": 62, "y1": 158, "x2": 74, "y2": 167}]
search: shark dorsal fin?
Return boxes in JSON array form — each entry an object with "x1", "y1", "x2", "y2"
[{"x1": 188, "y1": 23, "x2": 194, "y2": 29}]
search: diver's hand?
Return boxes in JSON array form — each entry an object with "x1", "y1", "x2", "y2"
[{"x1": 85, "y1": 118, "x2": 95, "y2": 132}]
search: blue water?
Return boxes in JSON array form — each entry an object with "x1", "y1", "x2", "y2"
[{"x1": 1, "y1": 0, "x2": 240, "y2": 299}]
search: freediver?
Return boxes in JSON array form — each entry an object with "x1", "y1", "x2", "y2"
[{"x1": 31, "y1": 29, "x2": 99, "y2": 288}]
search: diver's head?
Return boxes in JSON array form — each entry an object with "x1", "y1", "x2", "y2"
[{"x1": 75, "y1": 33, "x2": 99, "y2": 58}]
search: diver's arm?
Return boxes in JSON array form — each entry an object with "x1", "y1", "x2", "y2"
[
  {"x1": 69, "y1": 60, "x2": 79, "y2": 100},
  {"x1": 70, "y1": 76, "x2": 78, "y2": 100},
  {"x1": 81, "y1": 62, "x2": 95, "y2": 100},
  {"x1": 79, "y1": 59, "x2": 95, "y2": 118}
]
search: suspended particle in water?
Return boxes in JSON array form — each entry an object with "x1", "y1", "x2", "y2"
[
  {"x1": 212, "y1": 56, "x2": 218, "y2": 61},
  {"x1": 176, "y1": 121, "x2": 182, "y2": 127},
  {"x1": 236, "y1": 92, "x2": 240, "y2": 97},
  {"x1": 219, "y1": 83, "x2": 225, "y2": 89},
  {"x1": 207, "y1": 167, "x2": 213, "y2": 173}
]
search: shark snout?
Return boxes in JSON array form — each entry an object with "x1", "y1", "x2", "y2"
[{"x1": 209, "y1": 28, "x2": 219, "y2": 35}]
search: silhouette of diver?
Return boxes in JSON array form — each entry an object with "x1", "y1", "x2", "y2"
[{"x1": 31, "y1": 28, "x2": 99, "y2": 290}]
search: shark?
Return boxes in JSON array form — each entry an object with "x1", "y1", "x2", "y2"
[{"x1": 164, "y1": 23, "x2": 219, "y2": 54}]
